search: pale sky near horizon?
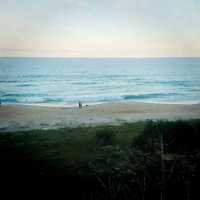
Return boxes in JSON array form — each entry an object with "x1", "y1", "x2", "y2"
[{"x1": 0, "y1": 0, "x2": 200, "y2": 57}]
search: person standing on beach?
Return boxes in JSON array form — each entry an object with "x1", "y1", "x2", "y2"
[{"x1": 78, "y1": 101, "x2": 82, "y2": 108}]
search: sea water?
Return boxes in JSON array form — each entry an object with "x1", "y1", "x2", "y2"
[{"x1": 0, "y1": 57, "x2": 200, "y2": 106}]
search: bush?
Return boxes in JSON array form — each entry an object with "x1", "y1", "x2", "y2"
[
  {"x1": 131, "y1": 120, "x2": 159, "y2": 154},
  {"x1": 95, "y1": 128, "x2": 115, "y2": 147},
  {"x1": 131, "y1": 120, "x2": 200, "y2": 154}
]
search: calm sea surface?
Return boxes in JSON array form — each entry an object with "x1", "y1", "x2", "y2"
[{"x1": 0, "y1": 58, "x2": 200, "y2": 106}]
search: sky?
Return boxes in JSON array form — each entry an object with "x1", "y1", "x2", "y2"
[{"x1": 0, "y1": 0, "x2": 200, "y2": 57}]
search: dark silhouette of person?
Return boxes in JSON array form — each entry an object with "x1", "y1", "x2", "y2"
[{"x1": 78, "y1": 101, "x2": 82, "y2": 108}]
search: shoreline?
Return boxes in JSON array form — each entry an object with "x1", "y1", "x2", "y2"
[
  {"x1": 0, "y1": 101, "x2": 200, "y2": 132},
  {"x1": 2, "y1": 99, "x2": 200, "y2": 108}
]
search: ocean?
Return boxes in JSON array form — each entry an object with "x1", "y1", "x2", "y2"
[{"x1": 0, "y1": 57, "x2": 200, "y2": 106}]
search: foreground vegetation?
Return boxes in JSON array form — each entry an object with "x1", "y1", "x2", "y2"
[{"x1": 0, "y1": 120, "x2": 200, "y2": 199}]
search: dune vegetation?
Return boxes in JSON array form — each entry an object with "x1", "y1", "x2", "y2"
[{"x1": 0, "y1": 120, "x2": 200, "y2": 200}]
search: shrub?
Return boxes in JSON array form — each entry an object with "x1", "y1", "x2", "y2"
[
  {"x1": 131, "y1": 120, "x2": 160, "y2": 154},
  {"x1": 95, "y1": 128, "x2": 115, "y2": 147}
]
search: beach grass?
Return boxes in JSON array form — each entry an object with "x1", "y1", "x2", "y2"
[
  {"x1": 1, "y1": 120, "x2": 200, "y2": 199},
  {"x1": 0, "y1": 122, "x2": 145, "y2": 176}
]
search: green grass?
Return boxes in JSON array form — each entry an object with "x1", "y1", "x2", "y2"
[
  {"x1": 1, "y1": 120, "x2": 200, "y2": 199},
  {"x1": 0, "y1": 122, "x2": 145, "y2": 176},
  {"x1": 1, "y1": 120, "x2": 200, "y2": 176}
]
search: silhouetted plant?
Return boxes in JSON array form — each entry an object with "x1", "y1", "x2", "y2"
[
  {"x1": 131, "y1": 120, "x2": 160, "y2": 154},
  {"x1": 95, "y1": 128, "x2": 115, "y2": 147},
  {"x1": 130, "y1": 120, "x2": 200, "y2": 200}
]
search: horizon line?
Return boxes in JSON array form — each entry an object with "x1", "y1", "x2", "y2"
[{"x1": 0, "y1": 56, "x2": 200, "y2": 59}]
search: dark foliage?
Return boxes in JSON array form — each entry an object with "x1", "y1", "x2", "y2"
[
  {"x1": 130, "y1": 120, "x2": 200, "y2": 200},
  {"x1": 0, "y1": 120, "x2": 200, "y2": 199},
  {"x1": 95, "y1": 128, "x2": 115, "y2": 147}
]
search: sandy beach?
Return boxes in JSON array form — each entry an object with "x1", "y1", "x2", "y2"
[{"x1": 0, "y1": 102, "x2": 200, "y2": 132}]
